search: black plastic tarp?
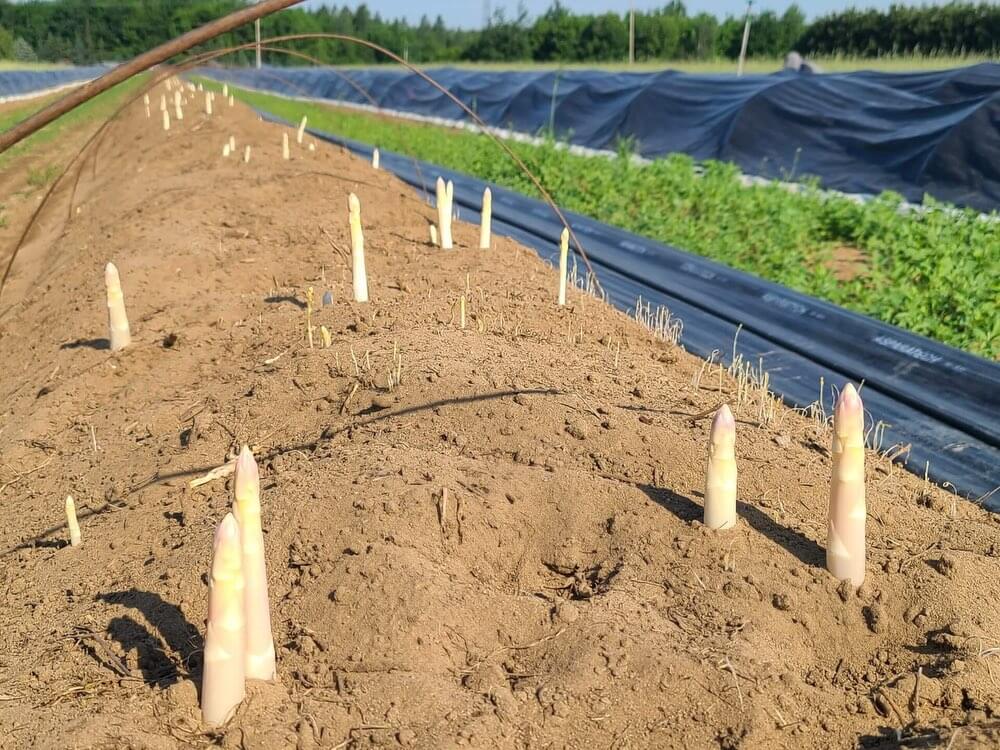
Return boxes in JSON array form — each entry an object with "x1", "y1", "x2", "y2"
[
  {"x1": 204, "y1": 64, "x2": 1000, "y2": 212},
  {"x1": 254, "y1": 109, "x2": 1000, "y2": 502},
  {"x1": 0, "y1": 65, "x2": 108, "y2": 101}
]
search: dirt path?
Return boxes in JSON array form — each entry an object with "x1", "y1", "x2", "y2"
[{"x1": 0, "y1": 83, "x2": 997, "y2": 750}]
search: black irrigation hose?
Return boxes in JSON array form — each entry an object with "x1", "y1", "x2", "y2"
[{"x1": 258, "y1": 111, "x2": 1000, "y2": 503}]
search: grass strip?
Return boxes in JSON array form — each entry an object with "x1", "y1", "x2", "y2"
[
  {"x1": 0, "y1": 75, "x2": 146, "y2": 169},
  {"x1": 335, "y1": 55, "x2": 998, "y2": 74},
  {"x1": 203, "y1": 79, "x2": 999, "y2": 358}
]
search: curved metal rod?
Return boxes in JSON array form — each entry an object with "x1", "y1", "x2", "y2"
[
  {"x1": 5, "y1": 48, "x2": 242, "y2": 299},
  {"x1": 257, "y1": 33, "x2": 603, "y2": 296},
  {"x1": 3, "y1": 33, "x2": 604, "y2": 303},
  {"x1": 4, "y1": 41, "x2": 373, "y2": 302},
  {"x1": 221, "y1": 46, "x2": 380, "y2": 108},
  {"x1": 205, "y1": 47, "x2": 436, "y2": 204},
  {"x1": 74, "y1": 44, "x2": 383, "y2": 221},
  {"x1": 0, "y1": 0, "x2": 305, "y2": 153}
]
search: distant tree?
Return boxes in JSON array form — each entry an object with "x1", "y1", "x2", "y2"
[
  {"x1": 798, "y1": 2, "x2": 1000, "y2": 57},
  {"x1": 778, "y1": 5, "x2": 806, "y2": 52},
  {"x1": 38, "y1": 32, "x2": 72, "y2": 62},
  {"x1": 747, "y1": 11, "x2": 784, "y2": 57},
  {"x1": 635, "y1": 10, "x2": 680, "y2": 59},
  {"x1": 12, "y1": 36, "x2": 36, "y2": 62},
  {"x1": 579, "y1": 13, "x2": 627, "y2": 62},
  {"x1": 0, "y1": 24, "x2": 13, "y2": 59},
  {"x1": 462, "y1": 6, "x2": 531, "y2": 62},
  {"x1": 715, "y1": 17, "x2": 744, "y2": 59},
  {"x1": 683, "y1": 13, "x2": 718, "y2": 59},
  {"x1": 0, "y1": 0, "x2": 995, "y2": 66},
  {"x1": 531, "y1": 2, "x2": 585, "y2": 62}
]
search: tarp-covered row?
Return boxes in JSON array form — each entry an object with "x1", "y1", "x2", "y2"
[
  {"x1": 203, "y1": 63, "x2": 1000, "y2": 213},
  {"x1": 260, "y1": 111, "x2": 999, "y2": 498},
  {"x1": 0, "y1": 65, "x2": 108, "y2": 103},
  {"x1": 277, "y1": 116, "x2": 1000, "y2": 499}
]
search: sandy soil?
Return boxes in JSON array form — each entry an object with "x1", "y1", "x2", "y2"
[{"x1": 0, "y1": 82, "x2": 998, "y2": 750}]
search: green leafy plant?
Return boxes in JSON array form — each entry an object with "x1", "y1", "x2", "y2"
[
  {"x1": 26, "y1": 164, "x2": 60, "y2": 189},
  {"x1": 207, "y1": 82, "x2": 1000, "y2": 358}
]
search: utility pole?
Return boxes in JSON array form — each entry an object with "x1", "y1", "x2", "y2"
[
  {"x1": 255, "y1": 18, "x2": 262, "y2": 68},
  {"x1": 737, "y1": 0, "x2": 753, "y2": 77},
  {"x1": 628, "y1": 2, "x2": 635, "y2": 65}
]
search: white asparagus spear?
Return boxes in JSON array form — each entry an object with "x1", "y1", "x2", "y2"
[
  {"x1": 296, "y1": 115, "x2": 307, "y2": 144},
  {"x1": 557, "y1": 228, "x2": 569, "y2": 305},
  {"x1": 479, "y1": 187, "x2": 492, "y2": 250},
  {"x1": 436, "y1": 177, "x2": 453, "y2": 249},
  {"x1": 201, "y1": 513, "x2": 246, "y2": 726},
  {"x1": 282, "y1": 132, "x2": 290, "y2": 160},
  {"x1": 704, "y1": 404, "x2": 737, "y2": 529},
  {"x1": 827, "y1": 383, "x2": 867, "y2": 587},
  {"x1": 233, "y1": 447, "x2": 276, "y2": 681},
  {"x1": 372, "y1": 148, "x2": 380, "y2": 169},
  {"x1": 104, "y1": 262, "x2": 132, "y2": 351},
  {"x1": 349, "y1": 193, "x2": 369, "y2": 303},
  {"x1": 65, "y1": 495, "x2": 81, "y2": 547}
]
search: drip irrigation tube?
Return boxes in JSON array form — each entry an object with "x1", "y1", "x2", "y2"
[{"x1": 279, "y1": 112, "x2": 1000, "y2": 503}]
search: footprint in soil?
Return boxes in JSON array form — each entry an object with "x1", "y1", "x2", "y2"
[{"x1": 98, "y1": 590, "x2": 204, "y2": 690}]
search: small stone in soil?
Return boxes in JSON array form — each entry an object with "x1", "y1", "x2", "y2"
[
  {"x1": 862, "y1": 603, "x2": 885, "y2": 633},
  {"x1": 565, "y1": 420, "x2": 589, "y2": 440},
  {"x1": 836, "y1": 579, "x2": 853, "y2": 602},
  {"x1": 932, "y1": 554, "x2": 956, "y2": 578},
  {"x1": 772, "y1": 593, "x2": 794, "y2": 611}
]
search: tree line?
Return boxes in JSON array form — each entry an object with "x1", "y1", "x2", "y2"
[{"x1": 0, "y1": 1, "x2": 997, "y2": 66}]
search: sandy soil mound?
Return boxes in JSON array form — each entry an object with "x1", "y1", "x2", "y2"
[{"x1": 0, "y1": 83, "x2": 998, "y2": 750}]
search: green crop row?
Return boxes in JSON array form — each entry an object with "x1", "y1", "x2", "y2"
[{"x1": 205, "y1": 81, "x2": 999, "y2": 359}]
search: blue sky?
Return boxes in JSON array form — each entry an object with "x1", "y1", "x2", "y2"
[{"x1": 304, "y1": 1, "x2": 953, "y2": 28}]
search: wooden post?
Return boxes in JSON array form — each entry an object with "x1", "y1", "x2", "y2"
[
  {"x1": 737, "y1": 1, "x2": 753, "y2": 77},
  {"x1": 628, "y1": 2, "x2": 635, "y2": 66},
  {"x1": 255, "y1": 18, "x2": 262, "y2": 69}
]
